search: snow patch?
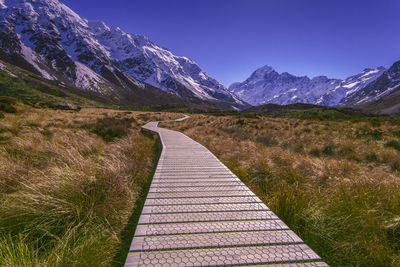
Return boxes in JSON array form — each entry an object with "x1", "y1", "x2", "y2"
[
  {"x1": 74, "y1": 61, "x2": 103, "y2": 91},
  {"x1": 361, "y1": 69, "x2": 380, "y2": 77},
  {"x1": 7, "y1": 71, "x2": 17, "y2": 78},
  {"x1": 0, "y1": 61, "x2": 17, "y2": 77},
  {"x1": 343, "y1": 81, "x2": 359, "y2": 88},
  {"x1": 57, "y1": 1, "x2": 88, "y2": 27},
  {"x1": 20, "y1": 44, "x2": 54, "y2": 80}
]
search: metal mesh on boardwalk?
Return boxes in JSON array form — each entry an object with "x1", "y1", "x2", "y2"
[{"x1": 125, "y1": 119, "x2": 327, "y2": 267}]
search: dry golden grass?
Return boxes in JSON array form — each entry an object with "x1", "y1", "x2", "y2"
[
  {"x1": 0, "y1": 106, "x2": 181, "y2": 266},
  {"x1": 162, "y1": 114, "x2": 400, "y2": 266}
]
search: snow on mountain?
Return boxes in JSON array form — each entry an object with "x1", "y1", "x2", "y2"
[
  {"x1": 19, "y1": 43, "x2": 55, "y2": 80},
  {"x1": 0, "y1": 0, "x2": 246, "y2": 108},
  {"x1": 229, "y1": 65, "x2": 385, "y2": 107},
  {"x1": 0, "y1": 59, "x2": 17, "y2": 77},
  {"x1": 317, "y1": 67, "x2": 385, "y2": 106},
  {"x1": 340, "y1": 60, "x2": 400, "y2": 106},
  {"x1": 229, "y1": 65, "x2": 340, "y2": 106},
  {"x1": 89, "y1": 22, "x2": 243, "y2": 104}
]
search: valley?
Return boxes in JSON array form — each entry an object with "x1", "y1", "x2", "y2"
[{"x1": 0, "y1": 0, "x2": 400, "y2": 266}]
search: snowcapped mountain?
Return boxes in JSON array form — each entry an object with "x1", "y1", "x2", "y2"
[
  {"x1": 318, "y1": 67, "x2": 386, "y2": 106},
  {"x1": 0, "y1": 0, "x2": 246, "y2": 109},
  {"x1": 229, "y1": 65, "x2": 340, "y2": 106},
  {"x1": 229, "y1": 65, "x2": 385, "y2": 107},
  {"x1": 340, "y1": 60, "x2": 400, "y2": 107}
]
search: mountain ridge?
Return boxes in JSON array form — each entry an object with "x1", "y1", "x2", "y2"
[
  {"x1": 340, "y1": 60, "x2": 400, "y2": 107},
  {"x1": 229, "y1": 64, "x2": 386, "y2": 107},
  {"x1": 0, "y1": 0, "x2": 248, "y2": 109}
]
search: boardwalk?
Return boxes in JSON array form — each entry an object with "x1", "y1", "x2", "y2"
[{"x1": 125, "y1": 118, "x2": 327, "y2": 267}]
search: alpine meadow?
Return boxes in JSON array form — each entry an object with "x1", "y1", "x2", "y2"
[{"x1": 1, "y1": 0, "x2": 400, "y2": 266}]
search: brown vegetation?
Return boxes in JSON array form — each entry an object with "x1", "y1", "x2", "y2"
[{"x1": 0, "y1": 105, "x2": 180, "y2": 266}]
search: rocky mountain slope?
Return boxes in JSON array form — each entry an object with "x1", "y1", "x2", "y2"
[
  {"x1": 320, "y1": 67, "x2": 386, "y2": 106},
  {"x1": 229, "y1": 65, "x2": 385, "y2": 107},
  {"x1": 339, "y1": 60, "x2": 400, "y2": 113},
  {"x1": 0, "y1": 58, "x2": 214, "y2": 110},
  {"x1": 0, "y1": 0, "x2": 247, "y2": 109}
]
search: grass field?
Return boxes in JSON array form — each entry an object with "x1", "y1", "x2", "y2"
[
  {"x1": 0, "y1": 103, "x2": 180, "y2": 266},
  {"x1": 162, "y1": 114, "x2": 400, "y2": 266},
  {"x1": 2, "y1": 92, "x2": 400, "y2": 266}
]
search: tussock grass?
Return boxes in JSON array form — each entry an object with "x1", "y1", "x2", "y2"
[
  {"x1": 163, "y1": 114, "x2": 400, "y2": 266},
  {"x1": 0, "y1": 106, "x2": 180, "y2": 266}
]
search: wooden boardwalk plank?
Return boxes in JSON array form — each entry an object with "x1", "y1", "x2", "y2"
[{"x1": 124, "y1": 118, "x2": 326, "y2": 266}]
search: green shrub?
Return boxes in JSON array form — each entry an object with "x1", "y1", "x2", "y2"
[
  {"x1": 390, "y1": 159, "x2": 400, "y2": 172},
  {"x1": 293, "y1": 143, "x2": 304, "y2": 153},
  {"x1": 92, "y1": 117, "x2": 136, "y2": 142},
  {"x1": 236, "y1": 119, "x2": 245, "y2": 126},
  {"x1": 82, "y1": 116, "x2": 137, "y2": 142},
  {"x1": 385, "y1": 140, "x2": 400, "y2": 152},
  {"x1": 393, "y1": 131, "x2": 400, "y2": 138},
  {"x1": 0, "y1": 103, "x2": 17, "y2": 113},
  {"x1": 386, "y1": 221, "x2": 400, "y2": 251},
  {"x1": 365, "y1": 153, "x2": 379, "y2": 162},
  {"x1": 309, "y1": 148, "x2": 321, "y2": 157},
  {"x1": 93, "y1": 127, "x2": 125, "y2": 142},
  {"x1": 218, "y1": 127, "x2": 250, "y2": 140},
  {"x1": 355, "y1": 127, "x2": 383, "y2": 140},
  {"x1": 242, "y1": 112, "x2": 257, "y2": 118},
  {"x1": 0, "y1": 96, "x2": 17, "y2": 105},
  {"x1": 370, "y1": 119, "x2": 382, "y2": 127},
  {"x1": 322, "y1": 144, "x2": 336, "y2": 156},
  {"x1": 138, "y1": 114, "x2": 150, "y2": 121},
  {"x1": 370, "y1": 130, "x2": 384, "y2": 140},
  {"x1": 255, "y1": 136, "x2": 278, "y2": 146},
  {"x1": 338, "y1": 143, "x2": 358, "y2": 160},
  {"x1": 0, "y1": 136, "x2": 10, "y2": 144}
]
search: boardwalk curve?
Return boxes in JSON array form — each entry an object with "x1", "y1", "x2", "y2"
[{"x1": 125, "y1": 116, "x2": 327, "y2": 266}]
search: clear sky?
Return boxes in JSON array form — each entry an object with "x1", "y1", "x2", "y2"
[{"x1": 62, "y1": 0, "x2": 400, "y2": 87}]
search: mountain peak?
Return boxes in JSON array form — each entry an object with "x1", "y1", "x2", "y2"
[
  {"x1": 255, "y1": 65, "x2": 275, "y2": 74},
  {"x1": 248, "y1": 65, "x2": 276, "y2": 81}
]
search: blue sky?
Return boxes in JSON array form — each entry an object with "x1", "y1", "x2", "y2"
[{"x1": 62, "y1": 0, "x2": 400, "y2": 87}]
